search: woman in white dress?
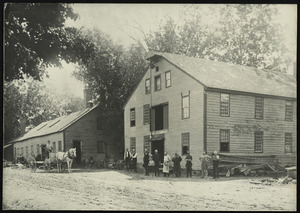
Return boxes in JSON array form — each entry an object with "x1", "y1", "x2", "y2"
[{"x1": 163, "y1": 151, "x2": 171, "y2": 177}]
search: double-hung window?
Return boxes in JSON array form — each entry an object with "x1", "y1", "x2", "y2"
[
  {"x1": 255, "y1": 97, "x2": 264, "y2": 119},
  {"x1": 285, "y1": 133, "x2": 292, "y2": 153},
  {"x1": 182, "y1": 133, "x2": 190, "y2": 155},
  {"x1": 182, "y1": 94, "x2": 190, "y2": 119},
  {"x1": 130, "y1": 137, "x2": 136, "y2": 152},
  {"x1": 285, "y1": 101, "x2": 293, "y2": 121},
  {"x1": 254, "y1": 131, "x2": 263, "y2": 153},
  {"x1": 145, "y1": 78, "x2": 151, "y2": 94},
  {"x1": 154, "y1": 75, "x2": 161, "y2": 91},
  {"x1": 220, "y1": 130, "x2": 230, "y2": 152},
  {"x1": 220, "y1": 93, "x2": 230, "y2": 116},
  {"x1": 130, "y1": 108, "x2": 136, "y2": 127},
  {"x1": 165, "y1": 71, "x2": 171, "y2": 88}
]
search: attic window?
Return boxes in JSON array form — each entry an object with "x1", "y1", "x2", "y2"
[
  {"x1": 37, "y1": 123, "x2": 48, "y2": 131},
  {"x1": 155, "y1": 66, "x2": 159, "y2": 72},
  {"x1": 49, "y1": 120, "x2": 60, "y2": 127}
]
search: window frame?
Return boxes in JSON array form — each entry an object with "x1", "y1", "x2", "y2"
[
  {"x1": 130, "y1": 108, "x2": 136, "y2": 127},
  {"x1": 285, "y1": 101, "x2": 293, "y2": 121},
  {"x1": 220, "y1": 129, "x2": 230, "y2": 153},
  {"x1": 165, "y1": 70, "x2": 171, "y2": 88},
  {"x1": 154, "y1": 74, "x2": 161, "y2": 91},
  {"x1": 143, "y1": 104, "x2": 150, "y2": 125},
  {"x1": 181, "y1": 132, "x2": 190, "y2": 156},
  {"x1": 254, "y1": 97, "x2": 264, "y2": 119},
  {"x1": 130, "y1": 137, "x2": 136, "y2": 152},
  {"x1": 254, "y1": 131, "x2": 264, "y2": 153},
  {"x1": 284, "y1": 133, "x2": 292, "y2": 153},
  {"x1": 182, "y1": 94, "x2": 190, "y2": 119},
  {"x1": 220, "y1": 93, "x2": 230, "y2": 117},
  {"x1": 25, "y1": 146, "x2": 28, "y2": 157},
  {"x1": 145, "y1": 78, "x2": 151, "y2": 94}
]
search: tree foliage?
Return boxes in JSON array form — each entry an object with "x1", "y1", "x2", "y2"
[
  {"x1": 4, "y1": 78, "x2": 85, "y2": 143},
  {"x1": 146, "y1": 4, "x2": 292, "y2": 72},
  {"x1": 4, "y1": 3, "x2": 78, "y2": 81},
  {"x1": 72, "y1": 28, "x2": 148, "y2": 112}
]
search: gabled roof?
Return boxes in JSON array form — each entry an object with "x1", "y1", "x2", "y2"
[
  {"x1": 146, "y1": 51, "x2": 296, "y2": 98},
  {"x1": 14, "y1": 104, "x2": 100, "y2": 143}
]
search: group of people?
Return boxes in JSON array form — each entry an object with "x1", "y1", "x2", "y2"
[{"x1": 125, "y1": 148, "x2": 221, "y2": 179}]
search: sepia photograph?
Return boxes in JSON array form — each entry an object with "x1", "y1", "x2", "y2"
[{"x1": 3, "y1": 3, "x2": 297, "y2": 211}]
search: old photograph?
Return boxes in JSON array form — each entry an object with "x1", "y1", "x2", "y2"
[{"x1": 3, "y1": 3, "x2": 297, "y2": 211}]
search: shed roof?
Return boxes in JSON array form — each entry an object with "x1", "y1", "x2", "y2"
[
  {"x1": 146, "y1": 51, "x2": 296, "y2": 98},
  {"x1": 14, "y1": 104, "x2": 99, "y2": 142}
]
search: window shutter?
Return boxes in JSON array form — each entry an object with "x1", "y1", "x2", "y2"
[
  {"x1": 163, "y1": 104, "x2": 168, "y2": 129},
  {"x1": 150, "y1": 108, "x2": 155, "y2": 131}
]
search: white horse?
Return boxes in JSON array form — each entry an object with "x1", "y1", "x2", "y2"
[{"x1": 55, "y1": 148, "x2": 76, "y2": 173}]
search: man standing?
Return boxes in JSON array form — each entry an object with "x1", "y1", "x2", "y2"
[
  {"x1": 143, "y1": 149, "x2": 150, "y2": 176},
  {"x1": 212, "y1": 151, "x2": 220, "y2": 179},
  {"x1": 163, "y1": 152, "x2": 171, "y2": 177},
  {"x1": 131, "y1": 149, "x2": 137, "y2": 173},
  {"x1": 185, "y1": 151, "x2": 193, "y2": 178},
  {"x1": 199, "y1": 151, "x2": 211, "y2": 178},
  {"x1": 153, "y1": 150, "x2": 160, "y2": 177},
  {"x1": 172, "y1": 152, "x2": 182, "y2": 177},
  {"x1": 124, "y1": 148, "x2": 131, "y2": 171},
  {"x1": 45, "y1": 140, "x2": 52, "y2": 159}
]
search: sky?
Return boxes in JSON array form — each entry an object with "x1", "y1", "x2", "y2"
[{"x1": 45, "y1": 4, "x2": 297, "y2": 99}]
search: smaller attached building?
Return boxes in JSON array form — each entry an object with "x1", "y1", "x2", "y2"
[{"x1": 12, "y1": 104, "x2": 124, "y2": 164}]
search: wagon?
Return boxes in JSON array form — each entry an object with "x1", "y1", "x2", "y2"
[{"x1": 31, "y1": 153, "x2": 67, "y2": 172}]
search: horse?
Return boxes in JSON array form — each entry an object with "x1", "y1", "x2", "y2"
[
  {"x1": 43, "y1": 157, "x2": 51, "y2": 172},
  {"x1": 55, "y1": 148, "x2": 76, "y2": 173}
]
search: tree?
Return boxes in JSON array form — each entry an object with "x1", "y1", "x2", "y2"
[
  {"x1": 145, "y1": 4, "x2": 292, "y2": 72},
  {"x1": 73, "y1": 28, "x2": 148, "y2": 112},
  {"x1": 4, "y1": 3, "x2": 78, "y2": 81},
  {"x1": 4, "y1": 77, "x2": 85, "y2": 143}
]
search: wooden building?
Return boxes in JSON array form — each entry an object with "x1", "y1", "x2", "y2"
[
  {"x1": 124, "y1": 50, "x2": 297, "y2": 170},
  {"x1": 12, "y1": 103, "x2": 124, "y2": 165}
]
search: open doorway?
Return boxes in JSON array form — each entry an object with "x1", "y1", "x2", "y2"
[
  {"x1": 73, "y1": 140, "x2": 81, "y2": 167},
  {"x1": 151, "y1": 139, "x2": 164, "y2": 163}
]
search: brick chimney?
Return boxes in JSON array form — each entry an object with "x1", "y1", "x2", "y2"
[
  {"x1": 84, "y1": 87, "x2": 93, "y2": 108},
  {"x1": 19, "y1": 117, "x2": 26, "y2": 136}
]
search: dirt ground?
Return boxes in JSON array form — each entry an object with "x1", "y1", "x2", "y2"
[{"x1": 2, "y1": 167, "x2": 296, "y2": 211}]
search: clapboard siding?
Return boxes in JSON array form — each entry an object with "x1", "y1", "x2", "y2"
[
  {"x1": 207, "y1": 91, "x2": 297, "y2": 158},
  {"x1": 65, "y1": 108, "x2": 123, "y2": 163},
  {"x1": 124, "y1": 58, "x2": 205, "y2": 169}
]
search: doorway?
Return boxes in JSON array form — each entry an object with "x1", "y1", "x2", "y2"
[
  {"x1": 41, "y1": 144, "x2": 47, "y2": 160},
  {"x1": 151, "y1": 139, "x2": 164, "y2": 163},
  {"x1": 73, "y1": 140, "x2": 81, "y2": 166}
]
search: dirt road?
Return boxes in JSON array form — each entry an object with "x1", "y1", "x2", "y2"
[{"x1": 3, "y1": 168, "x2": 296, "y2": 210}]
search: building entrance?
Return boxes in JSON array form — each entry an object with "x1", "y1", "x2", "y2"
[{"x1": 151, "y1": 139, "x2": 164, "y2": 163}]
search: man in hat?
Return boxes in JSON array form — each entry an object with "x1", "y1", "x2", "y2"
[
  {"x1": 153, "y1": 150, "x2": 160, "y2": 177},
  {"x1": 199, "y1": 151, "x2": 211, "y2": 178},
  {"x1": 124, "y1": 148, "x2": 131, "y2": 171},
  {"x1": 143, "y1": 148, "x2": 150, "y2": 176},
  {"x1": 131, "y1": 149, "x2": 137, "y2": 172}
]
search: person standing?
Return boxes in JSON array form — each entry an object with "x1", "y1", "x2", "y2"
[
  {"x1": 131, "y1": 149, "x2": 137, "y2": 173},
  {"x1": 212, "y1": 151, "x2": 220, "y2": 179},
  {"x1": 124, "y1": 148, "x2": 131, "y2": 171},
  {"x1": 185, "y1": 151, "x2": 193, "y2": 178},
  {"x1": 143, "y1": 149, "x2": 150, "y2": 176},
  {"x1": 45, "y1": 140, "x2": 53, "y2": 159},
  {"x1": 163, "y1": 152, "x2": 171, "y2": 177},
  {"x1": 148, "y1": 154, "x2": 155, "y2": 177},
  {"x1": 199, "y1": 151, "x2": 211, "y2": 178},
  {"x1": 153, "y1": 150, "x2": 160, "y2": 177},
  {"x1": 172, "y1": 152, "x2": 182, "y2": 177}
]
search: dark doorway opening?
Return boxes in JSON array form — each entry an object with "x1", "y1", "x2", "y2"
[
  {"x1": 151, "y1": 139, "x2": 164, "y2": 163},
  {"x1": 41, "y1": 144, "x2": 47, "y2": 160},
  {"x1": 73, "y1": 140, "x2": 81, "y2": 166},
  {"x1": 155, "y1": 105, "x2": 163, "y2": 130}
]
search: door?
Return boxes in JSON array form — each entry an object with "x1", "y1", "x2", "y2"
[
  {"x1": 151, "y1": 139, "x2": 164, "y2": 163},
  {"x1": 73, "y1": 140, "x2": 81, "y2": 166},
  {"x1": 41, "y1": 144, "x2": 47, "y2": 160}
]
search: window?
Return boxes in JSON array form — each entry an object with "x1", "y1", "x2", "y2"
[
  {"x1": 285, "y1": 133, "x2": 292, "y2": 153},
  {"x1": 165, "y1": 71, "x2": 171, "y2": 88},
  {"x1": 220, "y1": 93, "x2": 230, "y2": 116},
  {"x1": 97, "y1": 117, "x2": 104, "y2": 130},
  {"x1": 31, "y1": 145, "x2": 34, "y2": 155},
  {"x1": 37, "y1": 144, "x2": 40, "y2": 155},
  {"x1": 155, "y1": 66, "x2": 159, "y2": 72},
  {"x1": 182, "y1": 133, "x2": 190, "y2": 155},
  {"x1": 254, "y1": 131, "x2": 263, "y2": 153},
  {"x1": 130, "y1": 108, "x2": 136, "y2": 127},
  {"x1": 144, "y1": 135, "x2": 150, "y2": 151},
  {"x1": 145, "y1": 78, "x2": 151, "y2": 94},
  {"x1": 182, "y1": 94, "x2": 190, "y2": 119},
  {"x1": 154, "y1": 75, "x2": 161, "y2": 91},
  {"x1": 25, "y1": 146, "x2": 28, "y2": 157},
  {"x1": 97, "y1": 141, "x2": 106, "y2": 154},
  {"x1": 21, "y1": 147, "x2": 24, "y2": 156},
  {"x1": 58, "y1": 141, "x2": 62, "y2": 152},
  {"x1": 130, "y1": 137, "x2": 136, "y2": 152},
  {"x1": 150, "y1": 104, "x2": 169, "y2": 131},
  {"x1": 220, "y1": 130, "x2": 230, "y2": 152},
  {"x1": 255, "y1": 97, "x2": 264, "y2": 119},
  {"x1": 17, "y1": 148, "x2": 19, "y2": 157},
  {"x1": 52, "y1": 142, "x2": 56, "y2": 153},
  {"x1": 14, "y1": 148, "x2": 16, "y2": 159},
  {"x1": 285, "y1": 101, "x2": 293, "y2": 121},
  {"x1": 143, "y1": 104, "x2": 150, "y2": 125}
]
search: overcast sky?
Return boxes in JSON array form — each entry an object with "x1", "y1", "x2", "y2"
[{"x1": 45, "y1": 4, "x2": 297, "y2": 99}]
